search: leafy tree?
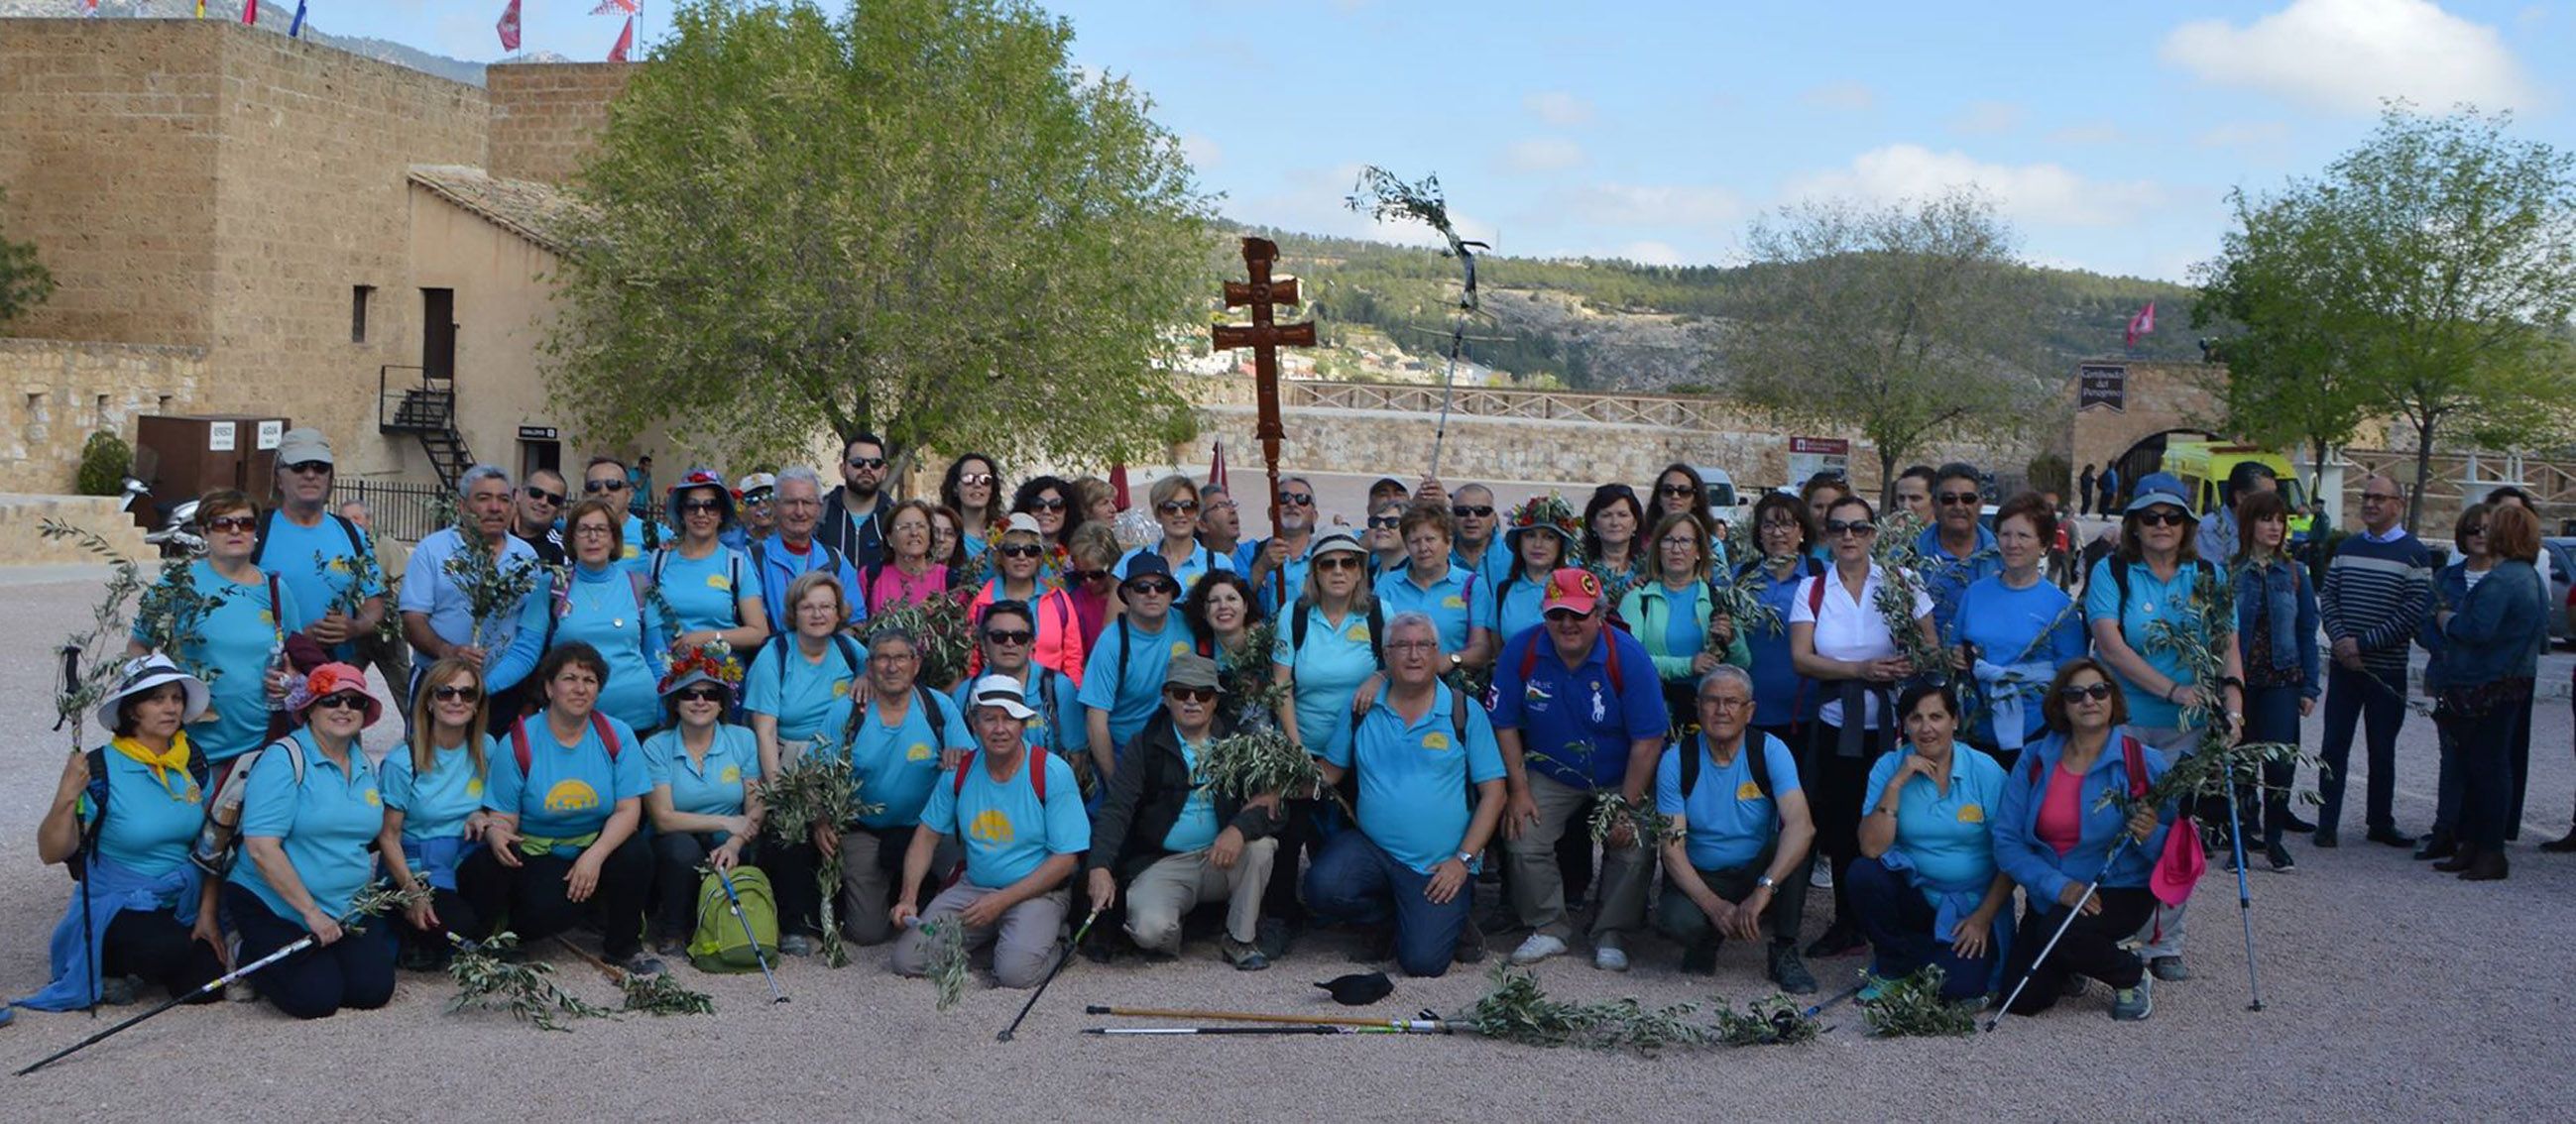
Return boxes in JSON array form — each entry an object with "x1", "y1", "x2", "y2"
[
  {"x1": 1720, "y1": 189, "x2": 2049, "y2": 507},
  {"x1": 0, "y1": 186, "x2": 57, "y2": 329},
  {"x1": 544, "y1": 0, "x2": 1217, "y2": 472},
  {"x1": 2192, "y1": 185, "x2": 2379, "y2": 500}
]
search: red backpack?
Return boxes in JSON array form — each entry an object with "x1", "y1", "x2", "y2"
[
  {"x1": 2027, "y1": 733, "x2": 2149, "y2": 803},
  {"x1": 950, "y1": 746, "x2": 1050, "y2": 802},
  {"x1": 509, "y1": 712, "x2": 625, "y2": 774}
]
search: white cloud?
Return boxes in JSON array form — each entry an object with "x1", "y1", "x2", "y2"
[
  {"x1": 2161, "y1": 0, "x2": 2537, "y2": 114},
  {"x1": 1524, "y1": 91, "x2": 1595, "y2": 127},
  {"x1": 2194, "y1": 121, "x2": 2293, "y2": 149},
  {"x1": 1781, "y1": 145, "x2": 2168, "y2": 228},
  {"x1": 1948, "y1": 101, "x2": 2024, "y2": 136},
  {"x1": 1801, "y1": 80, "x2": 1877, "y2": 112},
  {"x1": 1498, "y1": 137, "x2": 1585, "y2": 173},
  {"x1": 2046, "y1": 121, "x2": 2125, "y2": 145},
  {"x1": 1179, "y1": 133, "x2": 1223, "y2": 170},
  {"x1": 1618, "y1": 241, "x2": 1686, "y2": 267},
  {"x1": 1541, "y1": 181, "x2": 1748, "y2": 230}
]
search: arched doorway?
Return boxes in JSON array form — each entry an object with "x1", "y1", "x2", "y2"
[{"x1": 2105, "y1": 427, "x2": 2219, "y2": 508}]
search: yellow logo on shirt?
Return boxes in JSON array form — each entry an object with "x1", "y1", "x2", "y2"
[
  {"x1": 179, "y1": 784, "x2": 201, "y2": 805},
  {"x1": 968, "y1": 809, "x2": 1015, "y2": 844},
  {"x1": 832, "y1": 680, "x2": 852, "y2": 698},
  {"x1": 1170, "y1": 641, "x2": 1190, "y2": 658},
  {"x1": 707, "y1": 574, "x2": 732, "y2": 592},
  {"x1": 326, "y1": 557, "x2": 352, "y2": 574},
  {"x1": 1422, "y1": 731, "x2": 1452, "y2": 751},
  {"x1": 465, "y1": 777, "x2": 484, "y2": 799},
  {"x1": 1346, "y1": 624, "x2": 1370, "y2": 642},
  {"x1": 905, "y1": 742, "x2": 934, "y2": 762},
  {"x1": 364, "y1": 788, "x2": 382, "y2": 807},
  {"x1": 1958, "y1": 804, "x2": 1985, "y2": 824},
  {"x1": 542, "y1": 779, "x2": 601, "y2": 814},
  {"x1": 1441, "y1": 595, "x2": 1466, "y2": 610},
  {"x1": 1735, "y1": 781, "x2": 1764, "y2": 801},
  {"x1": 622, "y1": 544, "x2": 641, "y2": 559},
  {"x1": 719, "y1": 765, "x2": 742, "y2": 785}
]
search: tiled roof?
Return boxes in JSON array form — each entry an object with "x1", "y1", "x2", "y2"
[{"x1": 407, "y1": 165, "x2": 586, "y2": 254}]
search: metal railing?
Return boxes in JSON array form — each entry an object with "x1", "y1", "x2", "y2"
[
  {"x1": 339, "y1": 479, "x2": 452, "y2": 545},
  {"x1": 1282, "y1": 380, "x2": 1742, "y2": 431}
]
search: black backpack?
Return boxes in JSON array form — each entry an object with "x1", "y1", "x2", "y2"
[
  {"x1": 652, "y1": 547, "x2": 747, "y2": 627},
  {"x1": 1287, "y1": 596, "x2": 1387, "y2": 677},
  {"x1": 1678, "y1": 732, "x2": 1774, "y2": 805},
  {"x1": 252, "y1": 507, "x2": 366, "y2": 568}
]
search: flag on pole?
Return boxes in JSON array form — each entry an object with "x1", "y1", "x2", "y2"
[
  {"x1": 83, "y1": 0, "x2": 99, "y2": 15},
  {"x1": 591, "y1": 0, "x2": 640, "y2": 13},
  {"x1": 242, "y1": 0, "x2": 257, "y2": 25},
  {"x1": 2124, "y1": 300, "x2": 2157, "y2": 348},
  {"x1": 607, "y1": 16, "x2": 634, "y2": 61},
  {"x1": 1109, "y1": 463, "x2": 1131, "y2": 511},
  {"x1": 1209, "y1": 441, "x2": 1230, "y2": 496},
  {"x1": 196, "y1": 1, "x2": 206, "y2": 18},
  {"x1": 289, "y1": 0, "x2": 306, "y2": 38},
  {"x1": 495, "y1": 0, "x2": 521, "y2": 52}
]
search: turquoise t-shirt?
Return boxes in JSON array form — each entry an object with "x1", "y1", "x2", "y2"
[
  {"x1": 483, "y1": 712, "x2": 649, "y2": 843},
  {"x1": 644, "y1": 724, "x2": 761, "y2": 834},
  {"x1": 952, "y1": 666, "x2": 1084, "y2": 758},
  {"x1": 744, "y1": 635, "x2": 864, "y2": 741},
  {"x1": 1078, "y1": 616, "x2": 1197, "y2": 748},
  {"x1": 1496, "y1": 570, "x2": 1552, "y2": 643},
  {"x1": 227, "y1": 730, "x2": 383, "y2": 926},
  {"x1": 258, "y1": 511, "x2": 381, "y2": 661},
  {"x1": 131, "y1": 560, "x2": 297, "y2": 763},
  {"x1": 650, "y1": 545, "x2": 763, "y2": 634},
  {"x1": 1862, "y1": 746, "x2": 2006, "y2": 895},
  {"x1": 1656, "y1": 732, "x2": 1804, "y2": 871},
  {"x1": 1949, "y1": 576, "x2": 2088, "y2": 746},
  {"x1": 1160, "y1": 734, "x2": 1222, "y2": 852},
  {"x1": 2083, "y1": 558, "x2": 2206, "y2": 730},
  {"x1": 1116, "y1": 542, "x2": 1234, "y2": 595},
  {"x1": 919, "y1": 750, "x2": 1089, "y2": 888},
  {"x1": 1372, "y1": 564, "x2": 1494, "y2": 654},
  {"x1": 85, "y1": 746, "x2": 206, "y2": 878},
  {"x1": 381, "y1": 738, "x2": 489, "y2": 843},
  {"x1": 1272, "y1": 602, "x2": 1377, "y2": 754},
  {"x1": 512, "y1": 564, "x2": 669, "y2": 733},
  {"x1": 845, "y1": 690, "x2": 974, "y2": 829},
  {"x1": 1325, "y1": 682, "x2": 1504, "y2": 874}
]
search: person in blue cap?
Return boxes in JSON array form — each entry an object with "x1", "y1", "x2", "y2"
[{"x1": 1080, "y1": 551, "x2": 1196, "y2": 789}]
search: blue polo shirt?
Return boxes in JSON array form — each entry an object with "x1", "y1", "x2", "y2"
[
  {"x1": 644, "y1": 724, "x2": 761, "y2": 835},
  {"x1": 86, "y1": 745, "x2": 206, "y2": 878},
  {"x1": 1326, "y1": 681, "x2": 1504, "y2": 873},
  {"x1": 845, "y1": 690, "x2": 974, "y2": 829},
  {"x1": 1450, "y1": 537, "x2": 1513, "y2": 585},
  {"x1": 228, "y1": 730, "x2": 383, "y2": 926},
  {"x1": 1948, "y1": 576, "x2": 2087, "y2": 746},
  {"x1": 484, "y1": 712, "x2": 649, "y2": 845},
  {"x1": 1495, "y1": 570, "x2": 1553, "y2": 643},
  {"x1": 650, "y1": 545, "x2": 763, "y2": 634},
  {"x1": 1234, "y1": 536, "x2": 1317, "y2": 616},
  {"x1": 1373, "y1": 564, "x2": 1494, "y2": 654},
  {"x1": 749, "y1": 537, "x2": 866, "y2": 631},
  {"x1": 744, "y1": 634, "x2": 864, "y2": 741},
  {"x1": 615, "y1": 512, "x2": 673, "y2": 574},
  {"x1": 919, "y1": 750, "x2": 1089, "y2": 888},
  {"x1": 2083, "y1": 558, "x2": 2208, "y2": 730},
  {"x1": 132, "y1": 560, "x2": 297, "y2": 764},
  {"x1": 381, "y1": 739, "x2": 489, "y2": 843},
  {"x1": 1116, "y1": 542, "x2": 1234, "y2": 594},
  {"x1": 257, "y1": 511, "x2": 381, "y2": 661},
  {"x1": 1914, "y1": 523, "x2": 2004, "y2": 637},
  {"x1": 1078, "y1": 615, "x2": 1197, "y2": 748},
  {"x1": 952, "y1": 666, "x2": 1084, "y2": 758},
  {"x1": 1161, "y1": 734, "x2": 1223, "y2": 852},
  {"x1": 1863, "y1": 746, "x2": 2006, "y2": 895},
  {"x1": 401, "y1": 529, "x2": 544, "y2": 690},
  {"x1": 1489, "y1": 626, "x2": 1670, "y2": 789},
  {"x1": 1272, "y1": 601, "x2": 1379, "y2": 753},
  {"x1": 1656, "y1": 732, "x2": 1803, "y2": 871}
]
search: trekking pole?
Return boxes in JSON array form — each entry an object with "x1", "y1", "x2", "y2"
[
  {"x1": 713, "y1": 866, "x2": 788, "y2": 1004},
  {"x1": 995, "y1": 907, "x2": 1101, "y2": 1043},
  {"x1": 1801, "y1": 978, "x2": 1869, "y2": 1020},
  {"x1": 1984, "y1": 837, "x2": 2133, "y2": 1033},
  {"x1": 58, "y1": 645, "x2": 96, "y2": 1018},
  {"x1": 1087, "y1": 1004, "x2": 1452, "y2": 1032},
  {"x1": 2219, "y1": 772, "x2": 2267, "y2": 1012},
  {"x1": 1084, "y1": 1024, "x2": 1415, "y2": 1037}
]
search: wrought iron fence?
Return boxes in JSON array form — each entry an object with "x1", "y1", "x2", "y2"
[{"x1": 339, "y1": 479, "x2": 452, "y2": 545}]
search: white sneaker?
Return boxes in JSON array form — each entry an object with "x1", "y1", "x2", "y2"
[
  {"x1": 1592, "y1": 945, "x2": 1630, "y2": 972},
  {"x1": 1810, "y1": 857, "x2": 1834, "y2": 890},
  {"x1": 1508, "y1": 933, "x2": 1569, "y2": 965}
]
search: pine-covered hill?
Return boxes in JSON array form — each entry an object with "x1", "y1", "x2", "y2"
[{"x1": 1245, "y1": 227, "x2": 2204, "y2": 392}]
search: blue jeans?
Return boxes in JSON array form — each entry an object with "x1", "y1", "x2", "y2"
[
  {"x1": 1304, "y1": 832, "x2": 1470, "y2": 978},
  {"x1": 2317, "y1": 663, "x2": 2408, "y2": 833},
  {"x1": 2240, "y1": 683, "x2": 2305, "y2": 843},
  {"x1": 1843, "y1": 855, "x2": 1994, "y2": 1001}
]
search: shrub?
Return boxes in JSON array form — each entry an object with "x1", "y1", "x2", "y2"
[{"x1": 75, "y1": 430, "x2": 131, "y2": 497}]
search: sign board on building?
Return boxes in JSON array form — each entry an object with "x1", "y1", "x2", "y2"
[
  {"x1": 255, "y1": 420, "x2": 283, "y2": 450},
  {"x1": 1788, "y1": 436, "x2": 1850, "y2": 488},
  {"x1": 518, "y1": 426, "x2": 560, "y2": 441},
  {"x1": 2078, "y1": 364, "x2": 2126, "y2": 412},
  {"x1": 208, "y1": 421, "x2": 237, "y2": 452}
]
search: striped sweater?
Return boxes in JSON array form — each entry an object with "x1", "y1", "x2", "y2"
[{"x1": 2318, "y1": 530, "x2": 2433, "y2": 673}]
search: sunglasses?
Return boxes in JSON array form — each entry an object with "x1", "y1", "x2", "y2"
[
  {"x1": 1126, "y1": 580, "x2": 1181, "y2": 598},
  {"x1": 525, "y1": 486, "x2": 565, "y2": 506},
  {"x1": 205, "y1": 514, "x2": 258, "y2": 534},
  {"x1": 958, "y1": 473, "x2": 995, "y2": 487},
  {"x1": 584, "y1": 479, "x2": 628, "y2": 494},
  {"x1": 847, "y1": 457, "x2": 887, "y2": 471},
  {"x1": 2135, "y1": 509, "x2": 2188, "y2": 527},
  {"x1": 1164, "y1": 686, "x2": 1218, "y2": 704},
  {"x1": 429, "y1": 685, "x2": 482, "y2": 703},
  {"x1": 311, "y1": 692, "x2": 370, "y2": 712},
  {"x1": 2058, "y1": 682, "x2": 2115, "y2": 702},
  {"x1": 1278, "y1": 492, "x2": 1315, "y2": 506},
  {"x1": 1028, "y1": 497, "x2": 1068, "y2": 512},
  {"x1": 1937, "y1": 493, "x2": 1980, "y2": 507},
  {"x1": 997, "y1": 543, "x2": 1044, "y2": 559},
  {"x1": 985, "y1": 629, "x2": 1034, "y2": 646},
  {"x1": 2463, "y1": 524, "x2": 2487, "y2": 536},
  {"x1": 1452, "y1": 505, "x2": 1494, "y2": 518},
  {"x1": 742, "y1": 491, "x2": 774, "y2": 506},
  {"x1": 1066, "y1": 568, "x2": 1110, "y2": 583},
  {"x1": 1824, "y1": 519, "x2": 1876, "y2": 537},
  {"x1": 284, "y1": 460, "x2": 332, "y2": 475},
  {"x1": 675, "y1": 687, "x2": 727, "y2": 704},
  {"x1": 1657, "y1": 484, "x2": 1697, "y2": 497},
  {"x1": 1367, "y1": 515, "x2": 1403, "y2": 529},
  {"x1": 677, "y1": 500, "x2": 725, "y2": 514},
  {"x1": 1157, "y1": 500, "x2": 1200, "y2": 515},
  {"x1": 1315, "y1": 555, "x2": 1363, "y2": 572}
]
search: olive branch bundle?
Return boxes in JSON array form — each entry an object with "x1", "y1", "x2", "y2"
[
  {"x1": 868, "y1": 592, "x2": 976, "y2": 691},
  {"x1": 445, "y1": 931, "x2": 611, "y2": 1032},
  {"x1": 1873, "y1": 509, "x2": 1930, "y2": 572},
  {"x1": 920, "y1": 918, "x2": 970, "y2": 1012},
  {"x1": 1870, "y1": 566, "x2": 1947, "y2": 682},
  {"x1": 761, "y1": 745, "x2": 881, "y2": 968},
  {"x1": 40, "y1": 520, "x2": 153, "y2": 719},
  {"x1": 2111, "y1": 566, "x2": 2323, "y2": 816},
  {"x1": 1710, "y1": 994, "x2": 1822, "y2": 1046},
  {"x1": 1585, "y1": 791, "x2": 1679, "y2": 848},
  {"x1": 1193, "y1": 727, "x2": 1351, "y2": 818},
  {"x1": 1859, "y1": 966, "x2": 1977, "y2": 1038},
  {"x1": 441, "y1": 535, "x2": 542, "y2": 654},
  {"x1": 548, "y1": 936, "x2": 716, "y2": 1017},
  {"x1": 1708, "y1": 565, "x2": 1782, "y2": 637},
  {"x1": 128, "y1": 554, "x2": 231, "y2": 686},
  {"x1": 1460, "y1": 964, "x2": 1717, "y2": 1054}
]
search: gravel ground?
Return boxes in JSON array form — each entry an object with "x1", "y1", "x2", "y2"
[{"x1": 3, "y1": 568, "x2": 2572, "y2": 1120}]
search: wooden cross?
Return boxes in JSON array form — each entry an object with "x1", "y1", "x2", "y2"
[{"x1": 1213, "y1": 236, "x2": 1316, "y2": 552}]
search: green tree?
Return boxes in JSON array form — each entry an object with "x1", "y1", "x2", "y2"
[
  {"x1": 0, "y1": 186, "x2": 57, "y2": 329},
  {"x1": 2192, "y1": 185, "x2": 2379, "y2": 500},
  {"x1": 544, "y1": 0, "x2": 1217, "y2": 471},
  {"x1": 1721, "y1": 189, "x2": 2047, "y2": 507}
]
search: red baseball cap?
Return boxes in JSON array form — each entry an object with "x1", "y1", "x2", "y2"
[{"x1": 1542, "y1": 567, "x2": 1601, "y2": 616}]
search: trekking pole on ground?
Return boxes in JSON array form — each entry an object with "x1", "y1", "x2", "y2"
[
  {"x1": 1085, "y1": 1023, "x2": 1415, "y2": 1037},
  {"x1": 1985, "y1": 837, "x2": 2133, "y2": 1033},
  {"x1": 2220, "y1": 775, "x2": 2267, "y2": 1012},
  {"x1": 1087, "y1": 1004, "x2": 1452, "y2": 1032},
  {"x1": 1802, "y1": 978, "x2": 1868, "y2": 1020},
  {"x1": 18, "y1": 913, "x2": 334, "y2": 1075},
  {"x1": 713, "y1": 866, "x2": 788, "y2": 1004},
  {"x1": 996, "y1": 907, "x2": 1101, "y2": 1043}
]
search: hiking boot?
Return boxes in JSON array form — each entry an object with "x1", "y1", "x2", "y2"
[
  {"x1": 2311, "y1": 828, "x2": 2339, "y2": 848},
  {"x1": 2540, "y1": 830, "x2": 2576, "y2": 854},
  {"x1": 620, "y1": 952, "x2": 666, "y2": 977},
  {"x1": 2110, "y1": 974, "x2": 2154, "y2": 1021},
  {"x1": 2412, "y1": 833, "x2": 2455, "y2": 861},
  {"x1": 1454, "y1": 917, "x2": 1486, "y2": 965},
  {"x1": 1592, "y1": 938, "x2": 1630, "y2": 973},
  {"x1": 2148, "y1": 955, "x2": 2190, "y2": 982},
  {"x1": 2265, "y1": 841, "x2": 2297, "y2": 873},
  {"x1": 1680, "y1": 941, "x2": 1719, "y2": 976},
  {"x1": 1508, "y1": 933, "x2": 1569, "y2": 965},
  {"x1": 653, "y1": 934, "x2": 688, "y2": 958},
  {"x1": 1256, "y1": 917, "x2": 1295, "y2": 960},
  {"x1": 1223, "y1": 938, "x2": 1270, "y2": 971},
  {"x1": 1348, "y1": 927, "x2": 1395, "y2": 964},
  {"x1": 778, "y1": 934, "x2": 820, "y2": 957},
  {"x1": 1767, "y1": 945, "x2": 1818, "y2": 995},
  {"x1": 1804, "y1": 924, "x2": 1864, "y2": 959},
  {"x1": 1856, "y1": 971, "x2": 1893, "y2": 1004}
]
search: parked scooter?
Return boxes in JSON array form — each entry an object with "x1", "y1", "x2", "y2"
[{"x1": 123, "y1": 476, "x2": 203, "y2": 558}]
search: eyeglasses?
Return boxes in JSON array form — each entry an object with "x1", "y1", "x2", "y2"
[
  {"x1": 674, "y1": 686, "x2": 727, "y2": 704},
  {"x1": 2135, "y1": 509, "x2": 2188, "y2": 527},
  {"x1": 1278, "y1": 492, "x2": 1315, "y2": 506},
  {"x1": 524, "y1": 487, "x2": 565, "y2": 506},
  {"x1": 1698, "y1": 695, "x2": 1752, "y2": 711},
  {"x1": 1315, "y1": 555, "x2": 1363, "y2": 572},
  {"x1": 958, "y1": 473, "x2": 995, "y2": 487},
  {"x1": 1126, "y1": 580, "x2": 1180, "y2": 598},
  {"x1": 1937, "y1": 493, "x2": 1980, "y2": 507},
  {"x1": 284, "y1": 460, "x2": 331, "y2": 475},
  {"x1": 1164, "y1": 685, "x2": 1219, "y2": 704},
  {"x1": 1758, "y1": 518, "x2": 1801, "y2": 532},
  {"x1": 205, "y1": 514, "x2": 258, "y2": 534},
  {"x1": 1157, "y1": 500, "x2": 1200, "y2": 515},
  {"x1": 1544, "y1": 609, "x2": 1587, "y2": 622},
  {"x1": 311, "y1": 692, "x2": 370, "y2": 712},
  {"x1": 1027, "y1": 497, "x2": 1067, "y2": 512},
  {"x1": 2058, "y1": 682, "x2": 2115, "y2": 702},
  {"x1": 1452, "y1": 505, "x2": 1494, "y2": 518},
  {"x1": 1385, "y1": 640, "x2": 1438, "y2": 653},
  {"x1": 584, "y1": 479, "x2": 628, "y2": 494},
  {"x1": 572, "y1": 523, "x2": 616, "y2": 538},
  {"x1": 677, "y1": 500, "x2": 725, "y2": 514},
  {"x1": 1367, "y1": 515, "x2": 1403, "y2": 529},
  {"x1": 1658, "y1": 484, "x2": 1697, "y2": 497},
  {"x1": 430, "y1": 685, "x2": 482, "y2": 703},
  {"x1": 2362, "y1": 492, "x2": 2400, "y2": 504},
  {"x1": 985, "y1": 629, "x2": 1034, "y2": 646},
  {"x1": 1824, "y1": 519, "x2": 1876, "y2": 537},
  {"x1": 1660, "y1": 536, "x2": 1699, "y2": 550},
  {"x1": 847, "y1": 457, "x2": 887, "y2": 471},
  {"x1": 742, "y1": 491, "x2": 774, "y2": 506},
  {"x1": 997, "y1": 543, "x2": 1044, "y2": 559}
]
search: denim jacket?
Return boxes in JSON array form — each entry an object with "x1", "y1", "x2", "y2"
[
  {"x1": 2440, "y1": 560, "x2": 2547, "y2": 689},
  {"x1": 2233, "y1": 557, "x2": 2320, "y2": 701},
  {"x1": 1992, "y1": 729, "x2": 2173, "y2": 905}
]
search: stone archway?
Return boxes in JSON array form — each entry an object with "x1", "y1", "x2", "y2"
[{"x1": 2103, "y1": 427, "x2": 2219, "y2": 508}]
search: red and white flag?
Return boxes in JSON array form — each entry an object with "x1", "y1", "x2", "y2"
[
  {"x1": 607, "y1": 16, "x2": 634, "y2": 61},
  {"x1": 1209, "y1": 440, "x2": 1230, "y2": 496},
  {"x1": 241, "y1": 0, "x2": 256, "y2": 25},
  {"x1": 495, "y1": 0, "x2": 521, "y2": 52},
  {"x1": 2125, "y1": 300, "x2": 2157, "y2": 348},
  {"x1": 591, "y1": 0, "x2": 640, "y2": 13}
]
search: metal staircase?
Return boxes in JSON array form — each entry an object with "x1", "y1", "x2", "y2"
[{"x1": 378, "y1": 365, "x2": 474, "y2": 489}]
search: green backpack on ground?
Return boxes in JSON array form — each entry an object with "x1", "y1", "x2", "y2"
[{"x1": 687, "y1": 865, "x2": 779, "y2": 973}]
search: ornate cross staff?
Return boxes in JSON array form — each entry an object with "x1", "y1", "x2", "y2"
[{"x1": 1214, "y1": 236, "x2": 1316, "y2": 604}]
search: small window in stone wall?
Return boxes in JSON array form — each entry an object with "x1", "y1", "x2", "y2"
[
  {"x1": 94, "y1": 394, "x2": 109, "y2": 428},
  {"x1": 352, "y1": 284, "x2": 374, "y2": 343},
  {"x1": 157, "y1": 394, "x2": 174, "y2": 413}
]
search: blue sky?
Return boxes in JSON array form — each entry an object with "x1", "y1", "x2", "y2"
[{"x1": 310, "y1": 1, "x2": 2574, "y2": 281}]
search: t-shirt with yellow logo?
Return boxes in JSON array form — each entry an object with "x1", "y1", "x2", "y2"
[
  {"x1": 641, "y1": 724, "x2": 761, "y2": 838},
  {"x1": 1860, "y1": 745, "x2": 2009, "y2": 895},
  {"x1": 1655, "y1": 732, "x2": 1804, "y2": 872},
  {"x1": 483, "y1": 713, "x2": 649, "y2": 843},
  {"x1": 921, "y1": 750, "x2": 1090, "y2": 889},
  {"x1": 846, "y1": 690, "x2": 972, "y2": 830},
  {"x1": 383, "y1": 738, "x2": 491, "y2": 846}
]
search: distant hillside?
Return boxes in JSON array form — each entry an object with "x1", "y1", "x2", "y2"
[
  {"x1": 1246, "y1": 227, "x2": 2204, "y2": 393},
  {"x1": 3, "y1": 1, "x2": 574, "y2": 86}
]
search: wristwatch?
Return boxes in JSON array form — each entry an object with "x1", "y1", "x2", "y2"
[
  {"x1": 1449, "y1": 652, "x2": 1464, "y2": 669},
  {"x1": 1755, "y1": 874, "x2": 1776, "y2": 890},
  {"x1": 1456, "y1": 850, "x2": 1476, "y2": 866}
]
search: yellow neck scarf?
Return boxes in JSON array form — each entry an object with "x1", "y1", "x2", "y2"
[{"x1": 110, "y1": 732, "x2": 193, "y2": 796}]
